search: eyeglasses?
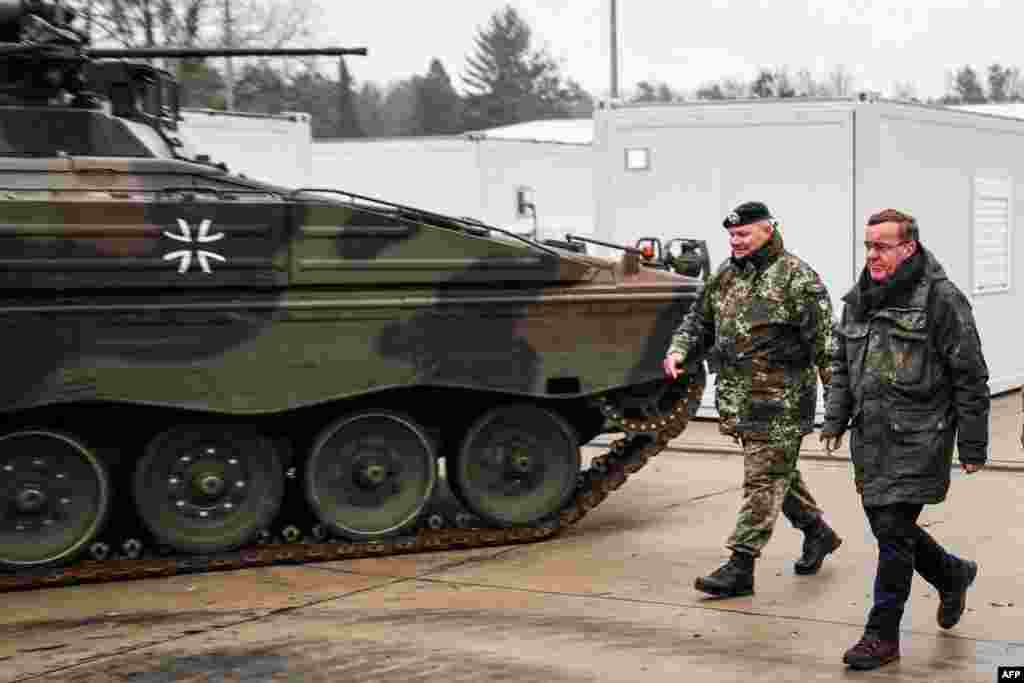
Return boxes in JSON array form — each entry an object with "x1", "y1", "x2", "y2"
[{"x1": 864, "y1": 240, "x2": 910, "y2": 254}]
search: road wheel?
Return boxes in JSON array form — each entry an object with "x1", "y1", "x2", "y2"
[
  {"x1": 305, "y1": 411, "x2": 437, "y2": 541},
  {"x1": 450, "y1": 404, "x2": 580, "y2": 527},
  {"x1": 133, "y1": 425, "x2": 284, "y2": 554},
  {"x1": 0, "y1": 430, "x2": 111, "y2": 568}
]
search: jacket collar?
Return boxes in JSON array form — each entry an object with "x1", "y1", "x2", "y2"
[{"x1": 841, "y1": 244, "x2": 948, "y2": 313}]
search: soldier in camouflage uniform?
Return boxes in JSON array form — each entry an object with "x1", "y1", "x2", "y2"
[
  {"x1": 821, "y1": 209, "x2": 989, "y2": 671},
  {"x1": 663, "y1": 201, "x2": 842, "y2": 598}
]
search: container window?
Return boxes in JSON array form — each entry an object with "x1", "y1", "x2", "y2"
[
  {"x1": 972, "y1": 176, "x2": 1012, "y2": 295},
  {"x1": 624, "y1": 147, "x2": 650, "y2": 171}
]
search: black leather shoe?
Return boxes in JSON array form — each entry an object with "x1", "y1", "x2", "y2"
[
  {"x1": 695, "y1": 551, "x2": 755, "y2": 597},
  {"x1": 794, "y1": 520, "x2": 842, "y2": 575},
  {"x1": 937, "y1": 560, "x2": 978, "y2": 629},
  {"x1": 843, "y1": 633, "x2": 900, "y2": 670}
]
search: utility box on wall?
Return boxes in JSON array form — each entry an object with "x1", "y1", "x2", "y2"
[{"x1": 594, "y1": 98, "x2": 1024, "y2": 414}]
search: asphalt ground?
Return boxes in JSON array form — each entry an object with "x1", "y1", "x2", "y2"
[{"x1": 1, "y1": 392, "x2": 1021, "y2": 682}]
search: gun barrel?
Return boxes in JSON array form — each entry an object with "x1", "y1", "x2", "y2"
[{"x1": 86, "y1": 47, "x2": 368, "y2": 59}]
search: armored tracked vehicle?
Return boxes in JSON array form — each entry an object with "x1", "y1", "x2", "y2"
[{"x1": 0, "y1": 0, "x2": 709, "y2": 590}]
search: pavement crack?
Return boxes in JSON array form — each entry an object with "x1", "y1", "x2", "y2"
[
  {"x1": 410, "y1": 576, "x2": 1024, "y2": 647},
  {"x1": 298, "y1": 548, "x2": 521, "y2": 581},
  {"x1": 302, "y1": 564, "x2": 376, "y2": 577},
  {"x1": 414, "y1": 547, "x2": 522, "y2": 578},
  {"x1": 662, "y1": 487, "x2": 742, "y2": 510},
  {"x1": 686, "y1": 486, "x2": 742, "y2": 503},
  {"x1": 16, "y1": 644, "x2": 67, "y2": 654},
  {"x1": 7, "y1": 577, "x2": 411, "y2": 683}
]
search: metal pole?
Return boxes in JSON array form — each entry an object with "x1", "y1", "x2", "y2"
[
  {"x1": 224, "y1": 0, "x2": 235, "y2": 110},
  {"x1": 610, "y1": 0, "x2": 618, "y2": 99},
  {"x1": 84, "y1": 0, "x2": 93, "y2": 43}
]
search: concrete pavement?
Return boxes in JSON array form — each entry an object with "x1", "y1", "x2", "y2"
[{"x1": 0, "y1": 395, "x2": 1022, "y2": 682}]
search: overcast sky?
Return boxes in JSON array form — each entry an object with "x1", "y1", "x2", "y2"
[{"x1": 316, "y1": 0, "x2": 1016, "y2": 99}]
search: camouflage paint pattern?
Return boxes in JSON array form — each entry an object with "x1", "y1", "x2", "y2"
[
  {"x1": 726, "y1": 434, "x2": 822, "y2": 557},
  {"x1": 667, "y1": 229, "x2": 835, "y2": 439},
  {"x1": 0, "y1": 146, "x2": 701, "y2": 416}
]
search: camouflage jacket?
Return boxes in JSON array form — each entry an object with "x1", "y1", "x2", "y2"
[
  {"x1": 667, "y1": 230, "x2": 835, "y2": 438},
  {"x1": 822, "y1": 247, "x2": 990, "y2": 506}
]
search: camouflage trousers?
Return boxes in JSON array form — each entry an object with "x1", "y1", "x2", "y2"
[{"x1": 726, "y1": 435, "x2": 823, "y2": 558}]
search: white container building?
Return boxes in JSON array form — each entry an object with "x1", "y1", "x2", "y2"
[
  {"x1": 178, "y1": 109, "x2": 313, "y2": 189},
  {"x1": 311, "y1": 122, "x2": 595, "y2": 243},
  {"x1": 593, "y1": 97, "x2": 1024, "y2": 413}
]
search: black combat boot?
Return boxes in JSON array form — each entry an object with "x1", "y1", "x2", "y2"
[
  {"x1": 842, "y1": 632, "x2": 900, "y2": 670},
  {"x1": 937, "y1": 559, "x2": 978, "y2": 629},
  {"x1": 694, "y1": 551, "x2": 755, "y2": 597},
  {"x1": 794, "y1": 517, "x2": 842, "y2": 575}
]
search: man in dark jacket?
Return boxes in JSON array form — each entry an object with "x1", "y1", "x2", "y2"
[{"x1": 821, "y1": 208, "x2": 990, "y2": 671}]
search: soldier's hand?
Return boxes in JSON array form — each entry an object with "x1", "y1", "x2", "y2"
[
  {"x1": 819, "y1": 431, "x2": 843, "y2": 454},
  {"x1": 663, "y1": 352, "x2": 685, "y2": 380},
  {"x1": 962, "y1": 462, "x2": 983, "y2": 474}
]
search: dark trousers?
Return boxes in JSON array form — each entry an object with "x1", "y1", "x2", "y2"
[{"x1": 864, "y1": 503, "x2": 966, "y2": 639}]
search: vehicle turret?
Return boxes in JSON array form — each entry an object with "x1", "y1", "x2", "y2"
[{"x1": 0, "y1": 0, "x2": 365, "y2": 127}]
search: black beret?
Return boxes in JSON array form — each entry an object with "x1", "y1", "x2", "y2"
[{"x1": 723, "y1": 201, "x2": 773, "y2": 229}]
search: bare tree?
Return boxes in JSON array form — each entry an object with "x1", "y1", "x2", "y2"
[
  {"x1": 828, "y1": 65, "x2": 854, "y2": 97},
  {"x1": 631, "y1": 80, "x2": 678, "y2": 102},
  {"x1": 750, "y1": 69, "x2": 774, "y2": 97},
  {"x1": 987, "y1": 63, "x2": 1020, "y2": 103},
  {"x1": 795, "y1": 68, "x2": 832, "y2": 97},
  {"x1": 719, "y1": 77, "x2": 747, "y2": 99},
  {"x1": 221, "y1": 0, "x2": 315, "y2": 50},
  {"x1": 952, "y1": 65, "x2": 986, "y2": 103},
  {"x1": 68, "y1": 0, "x2": 209, "y2": 48},
  {"x1": 773, "y1": 66, "x2": 796, "y2": 97},
  {"x1": 889, "y1": 80, "x2": 918, "y2": 101},
  {"x1": 694, "y1": 82, "x2": 725, "y2": 100},
  {"x1": 693, "y1": 76, "x2": 747, "y2": 100},
  {"x1": 67, "y1": 0, "x2": 315, "y2": 50},
  {"x1": 217, "y1": 0, "x2": 316, "y2": 108},
  {"x1": 69, "y1": 1, "x2": 320, "y2": 110}
]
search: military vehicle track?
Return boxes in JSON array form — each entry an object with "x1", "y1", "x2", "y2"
[{"x1": 0, "y1": 380, "x2": 703, "y2": 593}]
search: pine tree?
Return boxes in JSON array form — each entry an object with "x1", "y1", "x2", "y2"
[
  {"x1": 952, "y1": 65, "x2": 986, "y2": 104},
  {"x1": 460, "y1": 5, "x2": 573, "y2": 129},
  {"x1": 336, "y1": 57, "x2": 364, "y2": 137},
  {"x1": 987, "y1": 64, "x2": 1020, "y2": 103},
  {"x1": 414, "y1": 58, "x2": 464, "y2": 135}
]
